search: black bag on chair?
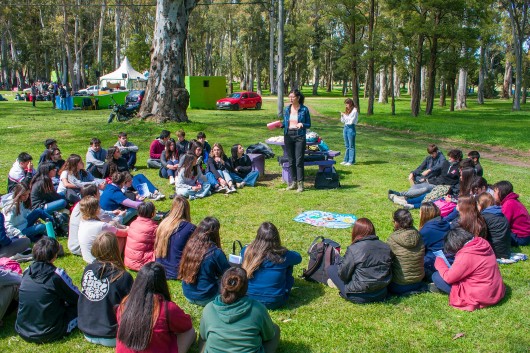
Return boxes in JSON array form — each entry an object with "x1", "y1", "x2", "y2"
[{"x1": 314, "y1": 170, "x2": 340, "y2": 189}]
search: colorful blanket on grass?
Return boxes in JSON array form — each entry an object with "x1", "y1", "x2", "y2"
[
  {"x1": 497, "y1": 253, "x2": 528, "y2": 264},
  {"x1": 294, "y1": 210, "x2": 357, "y2": 229}
]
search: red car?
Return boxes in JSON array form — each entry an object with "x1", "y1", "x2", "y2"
[{"x1": 216, "y1": 91, "x2": 262, "y2": 110}]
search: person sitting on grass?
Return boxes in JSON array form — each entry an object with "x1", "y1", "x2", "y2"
[
  {"x1": 2, "y1": 183, "x2": 52, "y2": 242},
  {"x1": 15, "y1": 237, "x2": 80, "y2": 343},
  {"x1": 78, "y1": 232, "x2": 134, "y2": 348},
  {"x1": 418, "y1": 202, "x2": 451, "y2": 280},
  {"x1": 124, "y1": 202, "x2": 158, "y2": 271},
  {"x1": 116, "y1": 262, "x2": 196, "y2": 353},
  {"x1": 160, "y1": 138, "x2": 180, "y2": 185},
  {"x1": 0, "y1": 212, "x2": 31, "y2": 258},
  {"x1": 241, "y1": 222, "x2": 302, "y2": 309},
  {"x1": 408, "y1": 144, "x2": 446, "y2": 185},
  {"x1": 68, "y1": 184, "x2": 125, "y2": 256},
  {"x1": 114, "y1": 132, "x2": 139, "y2": 171},
  {"x1": 467, "y1": 150, "x2": 483, "y2": 177},
  {"x1": 178, "y1": 217, "x2": 230, "y2": 306},
  {"x1": 430, "y1": 228, "x2": 505, "y2": 311},
  {"x1": 386, "y1": 209, "x2": 426, "y2": 296},
  {"x1": 450, "y1": 195, "x2": 487, "y2": 238},
  {"x1": 174, "y1": 153, "x2": 211, "y2": 200},
  {"x1": 99, "y1": 171, "x2": 144, "y2": 224},
  {"x1": 103, "y1": 147, "x2": 164, "y2": 201},
  {"x1": 37, "y1": 138, "x2": 58, "y2": 166},
  {"x1": 199, "y1": 267, "x2": 280, "y2": 353},
  {"x1": 229, "y1": 143, "x2": 260, "y2": 188},
  {"x1": 326, "y1": 218, "x2": 392, "y2": 304},
  {"x1": 79, "y1": 196, "x2": 128, "y2": 264},
  {"x1": 155, "y1": 196, "x2": 196, "y2": 280},
  {"x1": 196, "y1": 131, "x2": 211, "y2": 162},
  {"x1": 175, "y1": 129, "x2": 190, "y2": 156},
  {"x1": 7, "y1": 152, "x2": 34, "y2": 193},
  {"x1": 207, "y1": 143, "x2": 237, "y2": 194},
  {"x1": 0, "y1": 256, "x2": 23, "y2": 325},
  {"x1": 147, "y1": 130, "x2": 171, "y2": 169},
  {"x1": 493, "y1": 180, "x2": 530, "y2": 246},
  {"x1": 477, "y1": 192, "x2": 512, "y2": 259},
  {"x1": 86, "y1": 138, "x2": 108, "y2": 178},
  {"x1": 57, "y1": 154, "x2": 105, "y2": 204},
  {"x1": 30, "y1": 162, "x2": 67, "y2": 213}
]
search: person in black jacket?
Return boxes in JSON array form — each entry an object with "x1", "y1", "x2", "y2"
[
  {"x1": 229, "y1": 144, "x2": 260, "y2": 188},
  {"x1": 15, "y1": 237, "x2": 80, "y2": 343},
  {"x1": 78, "y1": 232, "x2": 133, "y2": 347},
  {"x1": 30, "y1": 162, "x2": 67, "y2": 212},
  {"x1": 326, "y1": 218, "x2": 392, "y2": 304},
  {"x1": 477, "y1": 192, "x2": 512, "y2": 259},
  {"x1": 408, "y1": 144, "x2": 446, "y2": 185}
]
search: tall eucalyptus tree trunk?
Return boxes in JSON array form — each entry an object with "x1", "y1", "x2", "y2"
[
  {"x1": 269, "y1": 0, "x2": 276, "y2": 95},
  {"x1": 97, "y1": 0, "x2": 106, "y2": 76},
  {"x1": 115, "y1": 0, "x2": 121, "y2": 69}
]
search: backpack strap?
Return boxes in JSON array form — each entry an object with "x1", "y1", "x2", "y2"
[
  {"x1": 302, "y1": 239, "x2": 326, "y2": 279},
  {"x1": 323, "y1": 244, "x2": 336, "y2": 269},
  {"x1": 232, "y1": 240, "x2": 243, "y2": 255}
]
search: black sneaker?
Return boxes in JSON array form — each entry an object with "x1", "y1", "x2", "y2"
[{"x1": 388, "y1": 189, "x2": 401, "y2": 196}]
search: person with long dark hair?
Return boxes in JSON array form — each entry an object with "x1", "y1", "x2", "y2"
[
  {"x1": 418, "y1": 202, "x2": 451, "y2": 280},
  {"x1": 78, "y1": 232, "x2": 133, "y2": 347},
  {"x1": 116, "y1": 262, "x2": 196, "y2": 353},
  {"x1": 199, "y1": 267, "x2": 280, "y2": 353},
  {"x1": 493, "y1": 180, "x2": 530, "y2": 246},
  {"x1": 387, "y1": 209, "x2": 426, "y2": 296},
  {"x1": 229, "y1": 143, "x2": 260, "y2": 187},
  {"x1": 57, "y1": 154, "x2": 104, "y2": 203},
  {"x1": 178, "y1": 217, "x2": 230, "y2": 306},
  {"x1": 451, "y1": 195, "x2": 487, "y2": 238},
  {"x1": 160, "y1": 138, "x2": 180, "y2": 184},
  {"x1": 30, "y1": 162, "x2": 67, "y2": 212},
  {"x1": 282, "y1": 89, "x2": 311, "y2": 192},
  {"x1": 174, "y1": 153, "x2": 211, "y2": 200},
  {"x1": 155, "y1": 196, "x2": 196, "y2": 279},
  {"x1": 326, "y1": 218, "x2": 392, "y2": 303},
  {"x1": 340, "y1": 98, "x2": 359, "y2": 166},
  {"x1": 477, "y1": 192, "x2": 511, "y2": 259},
  {"x1": 241, "y1": 222, "x2": 301, "y2": 309},
  {"x1": 430, "y1": 228, "x2": 505, "y2": 311},
  {"x1": 207, "y1": 143, "x2": 237, "y2": 193}
]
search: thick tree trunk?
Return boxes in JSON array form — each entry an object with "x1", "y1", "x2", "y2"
[
  {"x1": 73, "y1": 0, "x2": 81, "y2": 91},
  {"x1": 420, "y1": 66, "x2": 427, "y2": 102},
  {"x1": 456, "y1": 68, "x2": 467, "y2": 110},
  {"x1": 502, "y1": 59, "x2": 512, "y2": 99},
  {"x1": 378, "y1": 67, "x2": 387, "y2": 103},
  {"x1": 269, "y1": 0, "x2": 276, "y2": 95},
  {"x1": 140, "y1": 0, "x2": 199, "y2": 123},
  {"x1": 394, "y1": 70, "x2": 400, "y2": 98},
  {"x1": 425, "y1": 31, "x2": 438, "y2": 115},
  {"x1": 477, "y1": 45, "x2": 486, "y2": 104},
  {"x1": 97, "y1": 0, "x2": 106, "y2": 75},
  {"x1": 115, "y1": 0, "x2": 121, "y2": 69}
]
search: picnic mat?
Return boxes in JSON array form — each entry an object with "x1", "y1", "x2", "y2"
[{"x1": 294, "y1": 210, "x2": 357, "y2": 229}]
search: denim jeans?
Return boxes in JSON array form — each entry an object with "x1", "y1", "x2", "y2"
[
  {"x1": 229, "y1": 171, "x2": 259, "y2": 186},
  {"x1": 121, "y1": 151, "x2": 137, "y2": 170},
  {"x1": 176, "y1": 183, "x2": 211, "y2": 199},
  {"x1": 205, "y1": 172, "x2": 219, "y2": 187},
  {"x1": 343, "y1": 125, "x2": 356, "y2": 164},
  {"x1": 132, "y1": 174, "x2": 157, "y2": 193},
  {"x1": 401, "y1": 183, "x2": 435, "y2": 198},
  {"x1": 432, "y1": 271, "x2": 451, "y2": 294},
  {"x1": 160, "y1": 160, "x2": 179, "y2": 178},
  {"x1": 84, "y1": 334, "x2": 116, "y2": 347},
  {"x1": 21, "y1": 209, "x2": 52, "y2": 242},
  {"x1": 44, "y1": 199, "x2": 68, "y2": 213},
  {"x1": 388, "y1": 281, "x2": 427, "y2": 296},
  {"x1": 406, "y1": 194, "x2": 427, "y2": 209},
  {"x1": 511, "y1": 232, "x2": 530, "y2": 246}
]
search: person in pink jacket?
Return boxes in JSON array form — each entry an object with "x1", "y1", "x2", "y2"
[
  {"x1": 124, "y1": 202, "x2": 158, "y2": 271},
  {"x1": 431, "y1": 228, "x2": 505, "y2": 311},
  {"x1": 494, "y1": 180, "x2": 530, "y2": 246}
]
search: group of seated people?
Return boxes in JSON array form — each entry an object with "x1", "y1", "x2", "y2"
[{"x1": 1, "y1": 140, "x2": 529, "y2": 352}]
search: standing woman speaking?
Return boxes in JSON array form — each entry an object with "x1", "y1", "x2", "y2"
[
  {"x1": 340, "y1": 98, "x2": 359, "y2": 166},
  {"x1": 282, "y1": 89, "x2": 311, "y2": 192}
]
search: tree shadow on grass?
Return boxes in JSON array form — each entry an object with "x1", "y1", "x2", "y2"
[
  {"x1": 355, "y1": 160, "x2": 389, "y2": 166},
  {"x1": 277, "y1": 340, "x2": 313, "y2": 353},
  {"x1": 280, "y1": 278, "x2": 326, "y2": 310}
]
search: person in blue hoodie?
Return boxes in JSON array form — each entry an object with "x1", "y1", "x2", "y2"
[
  {"x1": 418, "y1": 202, "x2": 451, "y2": 280},
  {"x1": 477, "y1": 192, "x2": 511, "y2": 259},
  {"x1": 241, "y1": 222, "x2": 302, "y2": 309},
  {"x1": 178, "y1": 217, "x2": 230, "y2": 306}
]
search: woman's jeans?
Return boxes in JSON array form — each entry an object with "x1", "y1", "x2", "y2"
[
  {"x1": 401, "y1": 183, "x2": 435, "y2": 198},
  {"x1": 160, "y1": 160, "x2": 179, "y2": 178},
  {"x1": 284, "y1": 132, "x2": 306, "y2": 182},
  {"x1": 388, "y1": 281, "x2": 427, "y2": 295},
  {"x1": 176, "y1": 183, "x2": 211, "y2": 199},
  {"x1": 206, "y1": 171, "x2": 233, "y2": 187},
  {"x1": 432, "y1": 271, "x2": 451, "y2": 294},
  {"x1": 343, "y1": 124, "x2": 356, "y2": 164},
  {"x1": 229, "y1": 171, "x2": 259, "y2": 186},
  {"x1": 406, "y1": 194, "x2": 427, "y2": 209},
  {"x1": 121, "y1": 151, "x2": 137, "y2": 170},
  {"x1": 132, "y1": 174, "x2": 157, "y2": 193},
  {"x1": 21, "y1": 209, "x2": 52, "y2": 242},
  {"x1": 84, "y1": 334, "x2": 116, "y2": 347},
  {"x1": 44, "y1": 199, "x2": 68, "y2": 213}
]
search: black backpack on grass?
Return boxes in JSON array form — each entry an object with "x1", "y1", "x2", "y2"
[{"x1": 302, "y1": 236, "x2": 341, "y2": 284}]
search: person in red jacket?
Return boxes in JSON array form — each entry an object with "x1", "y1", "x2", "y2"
[
  {"x1": 147, "y1": 130, "x2": 171, "y2": 169},
  {"x1": 116, "y1": 262, "x2": 196, "y2": 353},
  {"x1": 124, "y1": 202, "x2": 158, "y2": 271},
  {"x1": 494, "y1": 180, "x2": 530, "y2": 246},
  {"x1": 430, "y1": 228, "x2": 505, "y2": 311}
]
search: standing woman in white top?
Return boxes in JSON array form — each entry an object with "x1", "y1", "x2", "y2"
[{"x1": 340, "y1": 98, "x2": 359, "y2": 166}]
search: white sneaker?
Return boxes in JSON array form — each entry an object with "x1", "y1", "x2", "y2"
[
  {"x1": 340, "y1": 161, "x2": 347, "y2": 165},
  {"x1": 227, "y1": 186, "x2": 237, "y2": 194},
  {"x1": 343, "y1": 163, "x2": 352, "y2": 166},
  {"x1": 393, "y1": 196, "x2": 409, "y2": 207},
  {"x1": 169, "y1": 176, "x2": 175, "y2": 185}
]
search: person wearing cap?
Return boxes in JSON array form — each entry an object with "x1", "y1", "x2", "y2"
[
  {"x1": 147, "y1": 130, "x2": 170, "y2": 169},
  {"x1": 38, "y1": 139, "x2": 58, "y2": 166}
]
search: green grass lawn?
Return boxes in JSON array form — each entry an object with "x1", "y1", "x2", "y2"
[{"x1": 0, "y1": 93, "x2": 529, "y2": 352}]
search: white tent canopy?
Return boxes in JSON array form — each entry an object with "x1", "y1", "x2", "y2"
[{"x1": 99, "y1": 57, "x2": 147, "y2": 90}]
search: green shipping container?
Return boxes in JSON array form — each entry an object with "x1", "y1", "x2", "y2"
[{"x1": 185, "y1": 76, "x2": 226, "y2": 109}]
